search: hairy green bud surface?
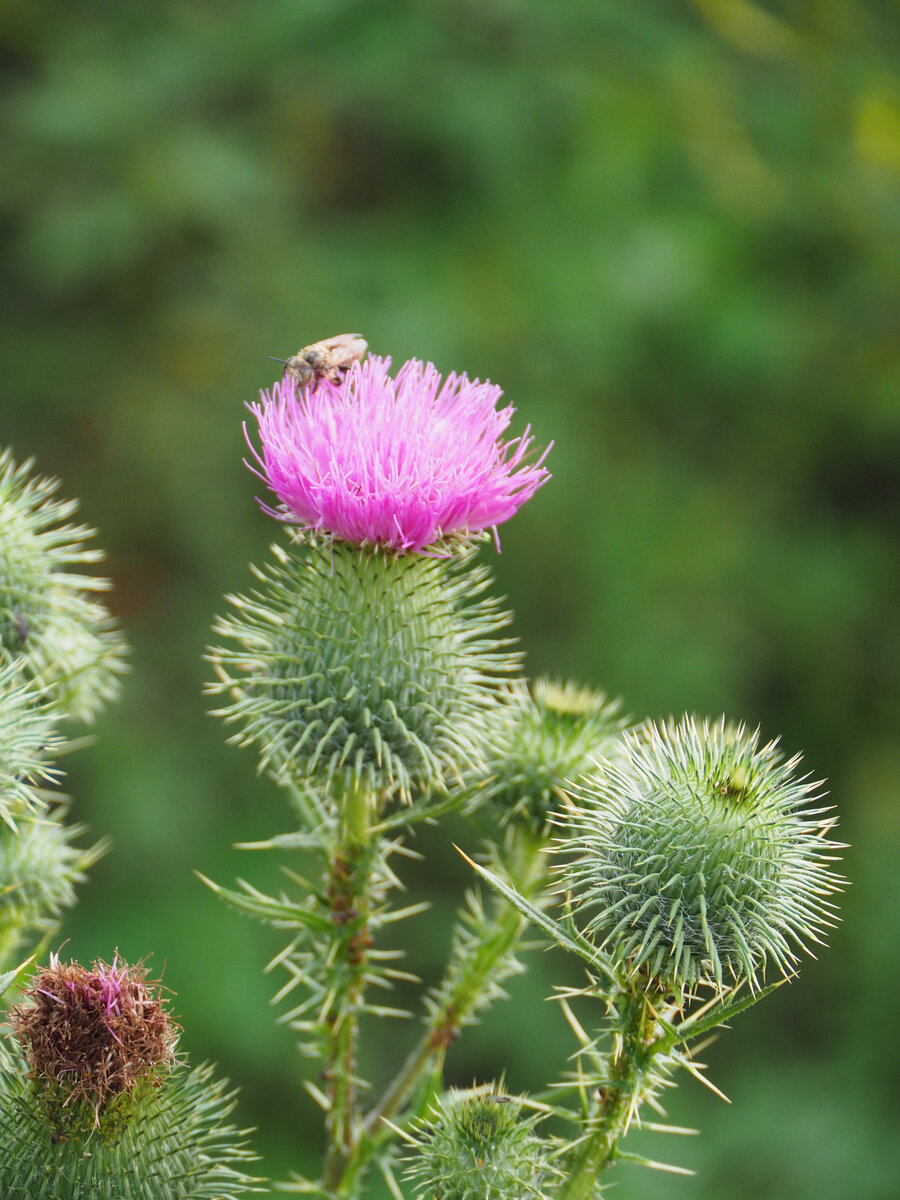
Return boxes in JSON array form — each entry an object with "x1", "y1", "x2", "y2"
[
  {"x1": 209, "y1": 539, "x2": 517, "y2": 800},
  {"x1": 0, "y1": 449, "x2": 127, "y2": 722},
  {"x1": 405, "y1": 1085, "x2": 551, "y2": 1200},
  {"x1": 480, "y1": 677, "x2": 627, "y2": 831},
  {"x1": 558, "y1": 716, "x2": 844, "y2": 989}
]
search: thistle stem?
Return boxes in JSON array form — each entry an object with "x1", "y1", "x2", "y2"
[
  {"x1": 558, "y1": 986, "x2": 660, "y2": 1200},
  {"x1": 359, "y1": 830, "x2": 547, "y2": 1148},
  {"x1": 321, "y1": 782, "x2": 377, "y2": 1195}
]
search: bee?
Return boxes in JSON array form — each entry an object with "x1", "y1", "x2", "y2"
[{"x1": 271, "y1": 333, "x2": 368, "y2": 391}]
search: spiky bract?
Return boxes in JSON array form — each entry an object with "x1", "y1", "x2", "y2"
[
  {"x1": 0, "y1": 663, "x2": 60, "y2": 828},
  {"x1": 0, "y1": 449, "x2": 127, "y2": 722},
  {"x1": 558, "y1": 716, "x2": 844, "y2": 990},
  {"x1": 404, "y1": 1085, "x2": 551, "y2": 1200},
  {"x1": 0, "y1": 812, "x2": 96, "y2": 939},
  {"x1": 0, "y1": 1045, "x2": 261, "y2": 1199},
  {"x1": 480, "y1": 677, "x2": 627, "y2": 832},
  {"x1": 209, "y1": 539, "x2": 516, "y2": 800}
]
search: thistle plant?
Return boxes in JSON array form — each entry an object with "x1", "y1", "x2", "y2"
[
  {"x1": 0, "y1": 954, "x2": 260, "y2": 1199},
  {"x1": 0, "y1": 448, "x2": 261, "y2": 1198},
  {"x1": 204, "y1": 345, "x2": 845, "y2": 1200},
  {"x1": 1, "y1": 346, "x2": 845, "y2": 1198},
  {"x1": 0, "y1": 449, "x2": 126, "y2": 974},
  {"x1": 0, "y1": 448, "x2": 127, "y2": 721}
]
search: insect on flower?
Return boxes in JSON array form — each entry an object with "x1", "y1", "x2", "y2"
[{"x1": 271, "y1": 333, "x2": 368, "y2": 391}]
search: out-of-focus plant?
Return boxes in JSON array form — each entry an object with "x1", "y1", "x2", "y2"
[
  {"x1": 0, "y1": 451, "x2": 261, "y2": 1197},
  {"x1": 205, "y1": 348, "x2": 845, "y2": 1198}
]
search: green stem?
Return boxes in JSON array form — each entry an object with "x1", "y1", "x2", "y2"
[
  {"x1": 321, "y1": 782, "x2": 377, "y2": 1196},
  {"x1": 558, "y1": 986, "x2": 661, "y2": 1200},
  {"x1": 333, "y1": 829, "x2": 548, "y2": 1192}
]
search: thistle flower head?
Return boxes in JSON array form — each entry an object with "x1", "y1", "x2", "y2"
[
  {"x1": 247, "y1": 355, "x2": 550, "y2": 554},
  {"x1": 10, "y1": 955, "x2": 176, "y2": 1117},
  {"x1": 480, "y1": 677, "x2": 627, "y2": 832},
  {"x1": 557, "y1": 716, "x2": 845, "y2": 991},
  {"x1": 404, "y1": 1084, "x2": 552, "y2": 1200},
  {"x1": 0, "y1": 449, "x2": 127, "y2": 722},
  {"x1": 209, "y1": 540, "x2": 517, "y2": 802},
  {"x1": 1, "y1": 988, "x2": 260, "y2": 1198}
]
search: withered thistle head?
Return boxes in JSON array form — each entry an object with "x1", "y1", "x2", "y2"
[{"x1": 10, "y1": 954, "x2": 176, "y2": 1114}]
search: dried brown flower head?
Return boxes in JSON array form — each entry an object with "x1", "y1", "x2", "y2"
[{"x1": 9, "y1": 954, "x2": 176, "y2": 1113}]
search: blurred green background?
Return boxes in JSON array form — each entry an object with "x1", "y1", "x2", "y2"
[{"x1": 2, "y1": 1, "x2": 898, "y2": 1196}]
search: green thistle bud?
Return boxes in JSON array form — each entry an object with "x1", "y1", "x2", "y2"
[
  {"x1": 0, "y1": 448, "x2": 127, "y2": 722},
  {"x1": 209, "y1": 539, "x2": 516, "y2": 801},
  {"x1": 1, "y1": 956, "x2": 260, "y2": 1198},
  {"x1": 558, "y1": 716, "x2": 844, "y2": 990},
  {"x1": 404, "y1": 1084, "x2": 552, "y2": 1200},
  {"x1": 0, "y1": 663, "x2": 61, "y2": 827},
  {"x1": 480, "y1": 677, "x2": 627, "y2": 832},
  {"x1": 0, "y1": 812, "x2": 98, "y2": 949}
]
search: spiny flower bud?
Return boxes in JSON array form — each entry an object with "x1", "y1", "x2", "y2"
[
  {"x1": 1, "y1": 956, "x2": 261, "y2": 1198},
  {"x1": 0, "y1": 663, "x2": 60, "y2": 826},
  {"x1": 480, "y1": 677, "x2": 627, "y2": 832},
  {"x1": 0, "y1": 812, "x2": 95, "y2": 940},
  {"x1": 10, "y1": 955, "x2": 176, "y2": 1117},
  {"x1": 557, "y1": 716, "x2": 845, "y2": 990},
  {"x1": 209, "y1": 539, "x2": 517, "y2": 801},
  {"x1": 404, "y1": 1084, "x2": 552, "y2": 1200},
  {"x1": 0, "y1": 449, "x2": 127, "y2": 722}
]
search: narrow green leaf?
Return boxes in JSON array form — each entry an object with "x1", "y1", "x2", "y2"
[
  {"x1": 196, "y1": 872, "x2": 332, "y2": 932},
  {"x1": 454, "y1": 847, "x2": 620, "y2": 985},
  {"x1": 0, "y1": 959, "x2": 32, "y2": 999},
  {"x1": 657, "y1": 978, "x2": 787, "y2": 1051}
]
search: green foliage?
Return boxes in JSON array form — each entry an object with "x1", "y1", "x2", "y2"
[
  {"x1": 209, "y1": 538, "x2": 516, "y2": 800},
  {"x1": 0, "y1": 1046, "x2": 262, "y2": 1200},
  {"x1": 559, "y1": 717, "x2": 845, "y2": 989}
]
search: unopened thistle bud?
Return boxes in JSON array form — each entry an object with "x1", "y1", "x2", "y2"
[
  {"x1": 0, "y1": 813, "x2": 95, "y2": 951},
  {"x1": 209, "y1": 541, "x2": 518, "y2": 801},
  {"x1": 404, "y1": 1084, "x2": 552, "y2": 1200},
  {"x1": 558, "y1": 716, "x2": 845, "y2": 990},
  {"x1": 1, "y1": 955, "x2": 260, "y2": 1198},
  {"x1": 0, "y1": 449, "x2": 127, "y2": 722},
  {"x1": 481, "y1": 677, "x2": 627, "y2": 832},
  {"x1": 0, "y1": 662, "x2": 61, "y2": 827}
]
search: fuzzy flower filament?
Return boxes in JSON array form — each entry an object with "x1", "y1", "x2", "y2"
[
  {"x1": 10, "y1": 955, "x2": 176, "y2": 1116},
  {"x1": 248, "y1": 356, "x2": 550, "y2": 553}
]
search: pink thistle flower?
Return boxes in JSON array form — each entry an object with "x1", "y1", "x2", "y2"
[{"x1": 246, "y1": 355, "x2": 551, "y2": 554}]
